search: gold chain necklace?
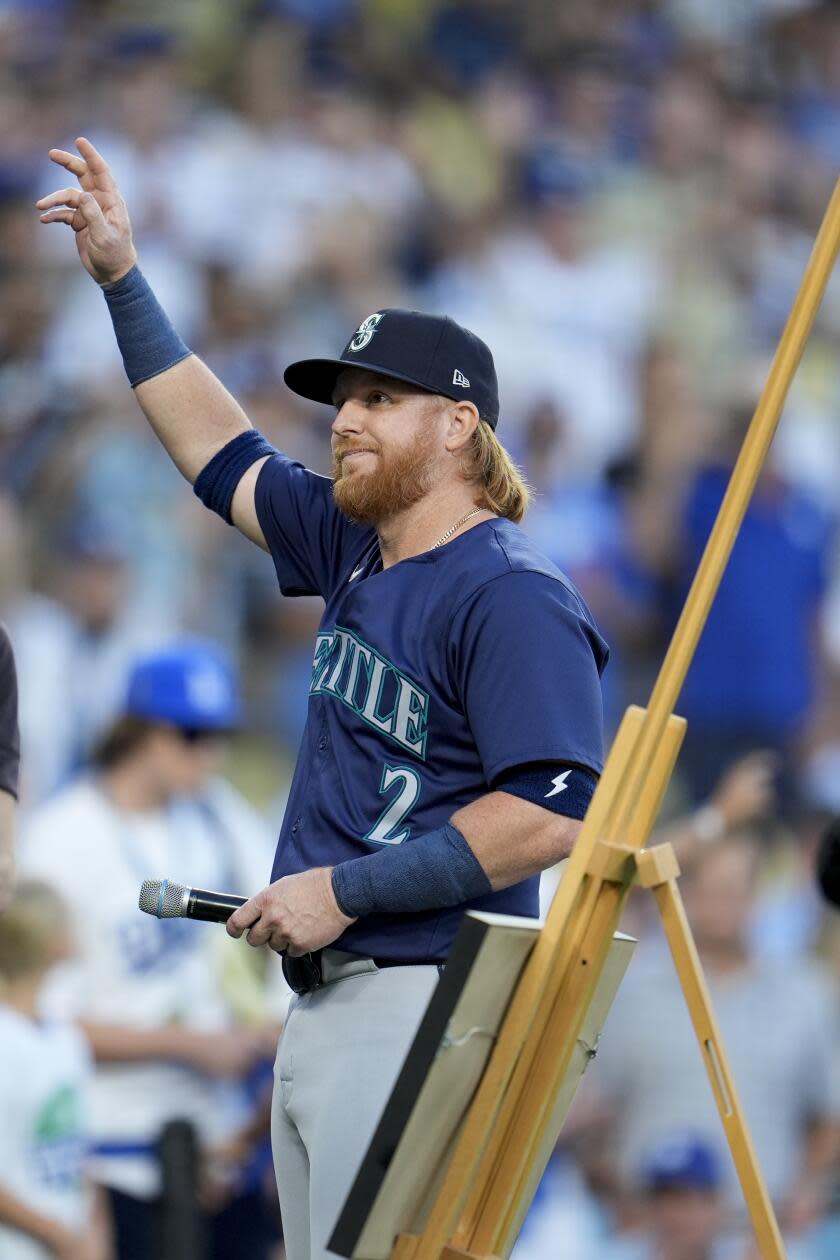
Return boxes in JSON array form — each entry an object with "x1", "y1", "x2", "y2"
[{"x1": 431, "y1": 507, "x2": 487, "y2": 550}]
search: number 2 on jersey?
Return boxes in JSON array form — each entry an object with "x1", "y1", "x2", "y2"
[{"x1": 365, "y1": 763, "x2": 421, "y2": 845}]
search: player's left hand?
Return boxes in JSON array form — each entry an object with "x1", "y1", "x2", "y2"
[{"x1": 226, "y1": 867, "x2": 356, "y2": 956}]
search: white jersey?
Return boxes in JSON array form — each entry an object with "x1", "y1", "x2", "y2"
[
  {"x1": 19, "y1": 774, "x2": 278, "y2": 1198},
  {"x1": 0, "y1": 1008, "x2": 92, "y2": 1260}
]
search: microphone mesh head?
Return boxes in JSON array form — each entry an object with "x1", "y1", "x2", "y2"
[{"x1": 138, "y1": 878, "x2": 187, "y2": 918}]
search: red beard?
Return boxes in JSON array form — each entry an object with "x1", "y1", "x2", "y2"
[{"x1": 331, "y1": 427, "x2": 439, "y2": 524}]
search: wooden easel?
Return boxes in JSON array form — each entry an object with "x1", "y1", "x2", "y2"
[{"x1": 390, "y1": 178, "x2": 840, "y2": 1260}]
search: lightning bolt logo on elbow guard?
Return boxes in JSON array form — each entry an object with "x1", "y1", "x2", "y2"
[{"x1": 545, "y1": 770, "x2": 571, "y2": 798}]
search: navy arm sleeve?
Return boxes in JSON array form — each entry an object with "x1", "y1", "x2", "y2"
[
  {"x1": 448, "y1": 571, "x2": 607, "y2": 785},
  {"x1": 0, "y1": 626, "x2": 20, "y2": 799},
  {"x1": 254, "y1": 453, "x2": 375, "y2": 598}
]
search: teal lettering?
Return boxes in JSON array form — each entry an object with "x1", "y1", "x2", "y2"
[
  {"x1": 393, "y1": 676, "x2": 428, "y2": 758},
  {"x1": 323, "y1": 628, "x2": 353, "y2": 695},
  {"x1": 361, "y1": 656, "x2": 396, "y2": 733},
  {"x1": 343, "y1": 638, "x2": 372, "y2": 709},
  {"x1": 311, "y1": 634, "x2": 333, "y2": 693},
  {"x1": 308, "y1": 626, "x2": 430, "y2": 760}
]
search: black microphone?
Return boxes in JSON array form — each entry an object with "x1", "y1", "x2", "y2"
[
  {"x1": 139, "y1": 878, "x2": 247, "y2": 924},
  {"x1": 817, "y1": 817, "x2": 840, "y2": 909}
]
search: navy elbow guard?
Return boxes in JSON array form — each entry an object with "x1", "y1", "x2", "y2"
[
  {"x1": 193, "y1": 430, "x2": 276, "y2": 523},
  {"x1": 495, "y1": 762, "x2": 597, "y2": 820},
  {"x1": 331, "y1": 821, "x2": 492, "y2": 919}
]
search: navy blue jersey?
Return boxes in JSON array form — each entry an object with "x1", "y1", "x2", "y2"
[{"x1": 256, "y1": 453, "x2": 608, "y2": 961}]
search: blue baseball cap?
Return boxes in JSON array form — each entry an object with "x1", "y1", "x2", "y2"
[
  {"x1": 124, "y1": 640, "x2": 241, "y2": 731},
  {"x1": 642, "y1": 1134, "x2": 721, "y2": 1193},
  {"x1": 284, "y1": 308, "x2": 501, "y2": 429}
]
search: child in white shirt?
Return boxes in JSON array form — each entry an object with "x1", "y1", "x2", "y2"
[{"x1": 0, "y1": 880, "x2": 111, "y2": 1260}]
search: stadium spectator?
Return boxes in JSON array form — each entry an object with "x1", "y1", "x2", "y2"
[
  {"x1": 601, "y1": 1133, "x2": 729, "y2": 1260},
  {"x1": 670, "y1": 408, "x2": 836, "y2": 808},
  {"x1": 589, "y1": 831, "x2": 840, "y2": 1248},
  {"x1": 0, "y1": 879, "x2": 113, "y2": 1260},
  {"x1": 19, "y1": 641, "x2": 282, "y2": 1260},
  {"x1": 427, "y1": 143, "x2": 663, "y2": 472},
  {"x1": 8, "y1": 518, "x2": 172, "y2": 806}
]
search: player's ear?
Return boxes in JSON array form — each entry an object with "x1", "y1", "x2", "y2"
[{"x1": 444, "y1": 401, "x2": 480, "y2": 454}]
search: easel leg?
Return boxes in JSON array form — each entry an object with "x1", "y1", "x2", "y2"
[{"x1": 636, "y1": 847, "x2": 787, "y2": 1260}]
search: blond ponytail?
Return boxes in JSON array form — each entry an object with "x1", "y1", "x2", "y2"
[{"x1": 462, "y1": 421, "x2": 532, "y2": 523}]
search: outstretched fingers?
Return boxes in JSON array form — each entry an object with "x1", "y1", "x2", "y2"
[
  {"x1": 36, "y1": 186, "x2": 104, "y2": 226},
  {"x1": 48, "y1": 148, "x2": 88, "y2": 179},
  {"x1": 48, "y1": 139, "x2": 117, "y2": 193},
  {"x1": 37, "y1": 187, "x2": 83, "y2": 211},
  {"x1": 74, "y1": 136, "x2": 118, "y2": 188},
  {"x1": 38, "y1": 138, "x2": 137, "y2": 281},
  {"x1": 36, "y1": 186, "x2": 102, "y2": 234},
  {"x1": 38, "y1": 209, "x2": 77, "y2": 226}
]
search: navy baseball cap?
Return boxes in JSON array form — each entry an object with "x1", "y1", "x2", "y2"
[
  {"x1": 283, "y1": 308, "x2": 500, "y2": 429},
  {"x1": 642, "y1": 1134, "x2": 721, "y2": 1193},
  {"x1": 124, "y1": 640, "x2": 241, "y2": 731}
]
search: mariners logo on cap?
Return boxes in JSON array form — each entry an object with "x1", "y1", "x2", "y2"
[{"x1": 348, "y1": 313, "x2": 384, "y2": 353}]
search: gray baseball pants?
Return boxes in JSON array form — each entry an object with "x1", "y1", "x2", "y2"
[{"x1": 272, "y1": 949, "x2": 441, "y2": 1260}]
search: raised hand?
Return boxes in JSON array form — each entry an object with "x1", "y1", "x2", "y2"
[
  {"x1": 36, "y1": 137, "x2": 137, "y2": 285},
  {"x1": 710, "y1": 750, "x2": 779, "y2": 830}
]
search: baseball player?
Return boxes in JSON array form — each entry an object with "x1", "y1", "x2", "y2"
[{"x1": 38, "y1": 139, "x2": 608, "y2": 1260}]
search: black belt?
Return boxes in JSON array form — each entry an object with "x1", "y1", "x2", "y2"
[{"x1": 281, "y1": 949, "x2": 443, "y2": 995}]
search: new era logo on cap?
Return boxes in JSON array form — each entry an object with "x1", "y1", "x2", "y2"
[{"x1": 283, "y1": 308, "x2": 500, "y2": 428}]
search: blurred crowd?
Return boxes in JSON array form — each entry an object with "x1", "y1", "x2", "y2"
[{"x1": 2, "y1": 0, "x2": 840, "y2": 1256}]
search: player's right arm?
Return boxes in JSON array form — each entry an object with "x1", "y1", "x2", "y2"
[
  {"x1": 136, "y1": 357, "x2": 269, "y2": 549},
  {"x1": 36, "y1": 138, "x2": 268, "y2": 548}
]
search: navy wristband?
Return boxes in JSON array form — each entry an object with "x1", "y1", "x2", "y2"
[
  {"x1": 102, "y1": 265, "x2": 192, "y2": 387},
  {"x1": 331, "y1": 822, "x2": 492, "y2": 919},
  {"x1": 193, "y1": 430, "x2": 276, "y2": 524}
]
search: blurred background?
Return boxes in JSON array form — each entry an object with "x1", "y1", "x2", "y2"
[{"x1": 3, "y1": 0, "x2": 840, "y2": 1256}]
